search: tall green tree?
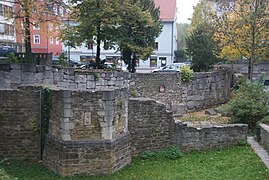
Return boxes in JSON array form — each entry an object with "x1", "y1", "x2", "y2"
[
  {"x1": 190, "y1": 0, "x2": 214, "y2": 33},
  {"x1": 212, "y1": 0, "x2": 269, "y2": 79},
  {"x1": 62, "y1": 0, "x2": 120, "y2": 68},
  {"x1": 187, "y1": 0, "x2": 219, "y2": 72},
  {"x1": 186, "y1": 25, "x2": 220, "y2": 72},
  {"x1": 177, "y1": 23, "x2": 190, "y2": 49},
  {"x1": 117, "y1": 0, "x2": 162, "y2": 73}
]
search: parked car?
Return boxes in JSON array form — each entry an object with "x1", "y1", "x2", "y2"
[{"x1": 152, "y1": 64, "x2": 180, "y2": 73}]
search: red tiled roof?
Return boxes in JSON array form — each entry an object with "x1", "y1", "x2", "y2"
[{"x1": 154, "y1": 0, "x2": 176, "y2": 22}]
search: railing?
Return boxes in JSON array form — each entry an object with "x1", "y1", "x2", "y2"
[{"x1": 15, "y1": 53, "x2": 52, "y2": 65}]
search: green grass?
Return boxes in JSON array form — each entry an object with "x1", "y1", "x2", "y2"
[{"x1": 1, "y1": 145, "x2": 268, "y2": 180}]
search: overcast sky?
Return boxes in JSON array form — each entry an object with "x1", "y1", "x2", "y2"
[{"x1": 177, "y1": 0, "x2": 200, "y2": 24}]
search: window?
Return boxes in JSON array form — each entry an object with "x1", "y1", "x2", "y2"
[
  {"x1": 87, "y1": 42, "x2": 93, "y2": 49},
  {"x1": 150, "y1": 56, "x2": 157, "y2": 67},
  {"x1": 50, "y1": 36, "x2": 53, "y2": 44},
  {"x1": 55, "y1": 38, "x2": 59, "y2": 45},
  {"x1": 4, "y1": 24, "x2": 14, "y2": 36},
  {"x1": 154, "y1": 42, "x2": 158, "y2": 50},
  {"x1": 34, "y1": 35, "x2": 40, "y2": 44},
  {"x1": 159, "y1": 57, "x2": 167, "y2": 67}
]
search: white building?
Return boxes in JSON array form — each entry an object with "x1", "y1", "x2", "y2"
[
  {"x1": 63, "y1": 0, "x2": 177, "y2": 69},
  {"x1": 0, "y1": 1, "x2": 17, "y2": 48}
]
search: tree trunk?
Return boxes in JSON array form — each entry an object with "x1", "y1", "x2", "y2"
[
  {"x1": 24, "y1": 0, "x2": 33, "y2": 63},
  {"x1": 130, "y1": 54, "x2": 137, "y2": 73}
]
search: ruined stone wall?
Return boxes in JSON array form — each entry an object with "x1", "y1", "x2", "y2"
[
  {"x1": 260, "y1": 124, "x2": 269, "y2": 150},
  {"x1": 172, "y1": 122, "x2": 248, "y2": 152},
  {"x1": 0, "y1": 64, "x2": 129, "y2": 90},
  {"x1": 43, "y1": 133, "x2": 131, "y2": 176},
  {"x1": 43, "y1": 88, "x2": 131, "y2": 176},
  {"x1": 130, "y1": 67, "x2": 231, "y2": 113},
  {"x1": 0, "y1": 86, "x2": 40, "y2": 160},
  {"x1": 128, "y1": 98, "x2": 248, "y2": 154},
  {"x1": 128, "y1": 98, "x2": 174, "y2": 155}
]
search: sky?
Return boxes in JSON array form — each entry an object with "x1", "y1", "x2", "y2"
[{"x1": 177, "y1": 0, "x2": 200, "y2": 24}]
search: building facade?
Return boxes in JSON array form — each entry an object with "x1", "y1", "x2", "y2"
[
  {"x1": 0, "y1": 0, "x2": 17, "y2": 49},
  {"x1": 15, "y1": 1, "x2": 67, "y2": 58},
  {"x1": 63, "y1": 0, "x2": 177, "y2": 69}
]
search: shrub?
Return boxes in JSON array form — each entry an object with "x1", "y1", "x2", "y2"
[
  {"x1": 7, "y1": 52, "x2": 19, "y2": 63},
  {"x1": 180, "y1": 65, "x2": 194, "y2": 82},
  {"x1": 221, "y1": 80, "x2": 269, "y2": 130}
]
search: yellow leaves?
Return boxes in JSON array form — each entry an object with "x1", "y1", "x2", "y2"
[{"x1": 219, "y1": 46, "x2": 241, "y2": 60}]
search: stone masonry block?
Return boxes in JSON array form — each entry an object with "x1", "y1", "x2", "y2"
[
  {"x1": 62, "y1": 90, "x2": 71, "y2": 98},
  {"x1": 75, "y1": 75, "x2": 87, "y2": 83},
  {"x1": 78, "y1": 83, "x2": 87, "y2": 90},
  {"x1": 10, "y1": 63, "x2": 21, "y2": 70},
  {"x1": 87, "y1": 81, "x2": 96, "y2": 89},
  {"x1": 63, "y1": 108, "x2": 73, "y2": 118},
  {"x1": 10, "y1": 70, "x2": 21, "y2": 83},
  {"x1": 34, "y1": 73, "x2": 44, "y2": 83},
  {"x1": 21, "y1": 64, "x2": 36, "y2": 72},
  {"x1": 54, "y1": 73, "x2": 64, "y2": 82},
  {"x1": 44, "y1": 71, "x2": 53, "y2": 79},
  {"x1": 69, "y1": 83, "x2": 78, "y2": 90},
  {"x1": 102, "y1": 91, "x2": 115, "y2": 101}
]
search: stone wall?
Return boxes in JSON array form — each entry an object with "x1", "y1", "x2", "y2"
[
  {"x1": 128, "y1": 98, "x2": 248, "y2": 154},
  {"x1": 0, "y1": 63, "x2": 129, "y2": 90},
  {"x1": 172, "y1": 122, "x2": 248, "y2": 152},
  {"x1": 0, "y1": 86, "x2": 40, "y2": 160},
  {"x1": 130, "y1": 67, "x2": 231, "y2": 113},
  {"x1": 128, "y1": 98, "x2": 174, "y2": 155},
  {"x1": 260, "y1": 124, "x2": 269, "y2": 150},
  {"x1": 43, "y1": 133, "x2": 131, "y2": 176},
  {"x1": 43, "y1": 88, "x2": 131, "y2": 176}
]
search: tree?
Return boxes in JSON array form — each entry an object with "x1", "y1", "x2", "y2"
[
  {"x1": 212, "y1": 0, "x2": 269, "y2": 79},
  {"x1": 186, "y1": 25, "x2": 220, "y2": 72},
  {"x1": 177, "y1": 23, "x2": 190, "y2": 49},
  {"x1": 62, "y1": 0, "x2": 120, "y2": 68},
  {"x1": 174, "y1": 49, "x2": 187, "y2": 62},
  {"x1": 186, "y1": 0, "x2": 219, "y2": 72},
  {"x1": 117, "y1": 0, "x2": 162, "y2": 73},
  {"x1": 13, "y1": 0, "x2": 65, "y2": 62},
  {"x1": 190, "y1": 0, "x2": 214, "y2": 33}
]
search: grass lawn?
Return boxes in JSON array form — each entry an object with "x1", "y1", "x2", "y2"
[{"x1": 0, "y1": 145, "x2": 268, "y2": 180}]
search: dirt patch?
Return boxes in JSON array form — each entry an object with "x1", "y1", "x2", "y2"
[{"x1": 175, "y1": 108, "x2": 230, "y2": 126}]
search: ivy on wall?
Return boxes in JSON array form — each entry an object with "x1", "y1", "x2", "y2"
[{"x1": 40, "y1": 88, "x2": 51, "y2": 160}]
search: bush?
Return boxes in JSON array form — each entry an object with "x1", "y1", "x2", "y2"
[
  {"x1": 7, "y1": 52, "x2": 19, "y2": 63},
  {"x1": 221, "y1": 81, "x2": 269, "y2": 130},
  {"x1": 180, "y1": 65, "x2": 194, "y2": 82}
]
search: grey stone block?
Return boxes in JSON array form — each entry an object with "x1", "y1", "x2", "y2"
[
  {"x1": 44, "y1": 71, "x2": 53, "y2": 79},
  {"x1": 21, "y1": 64, "x2": 36, "y2": 72},
  {"x1": 69, "y1": 83, "x2": 78, "y2": 89},
  {"x1": 78, "y1": 83, "x2": 87, "y2": 90},
  {"x1": 62, "y1": 90, "x2": 71, "y2": 98},
  {"x1": 0, "y1": 64, "x2": 11, "y2": 71},
  {"x1": 54, "y1": 73, "x2": 64, "y2": 82},
  {"x1": 102, "y1": 91, "x2": 115, "y2": 101},
  {"x1": 87, "y1": 81, "x2": 96, "y2": 89},
  {"x1": 75, "y1": 75, "x2": 87, "y2": 83},
  {"x1": 10, "y1": 63, "x2": 21, "y2": 70},
  {"x1": 43, "y1": 79, "x2": 54, "y2": 85},
  {"x1": 34, "y1": 73, "x2": 44, "y2": 83},
  {"x1": 10, "y1": 70, "x2": 21, "y2": 83}
]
